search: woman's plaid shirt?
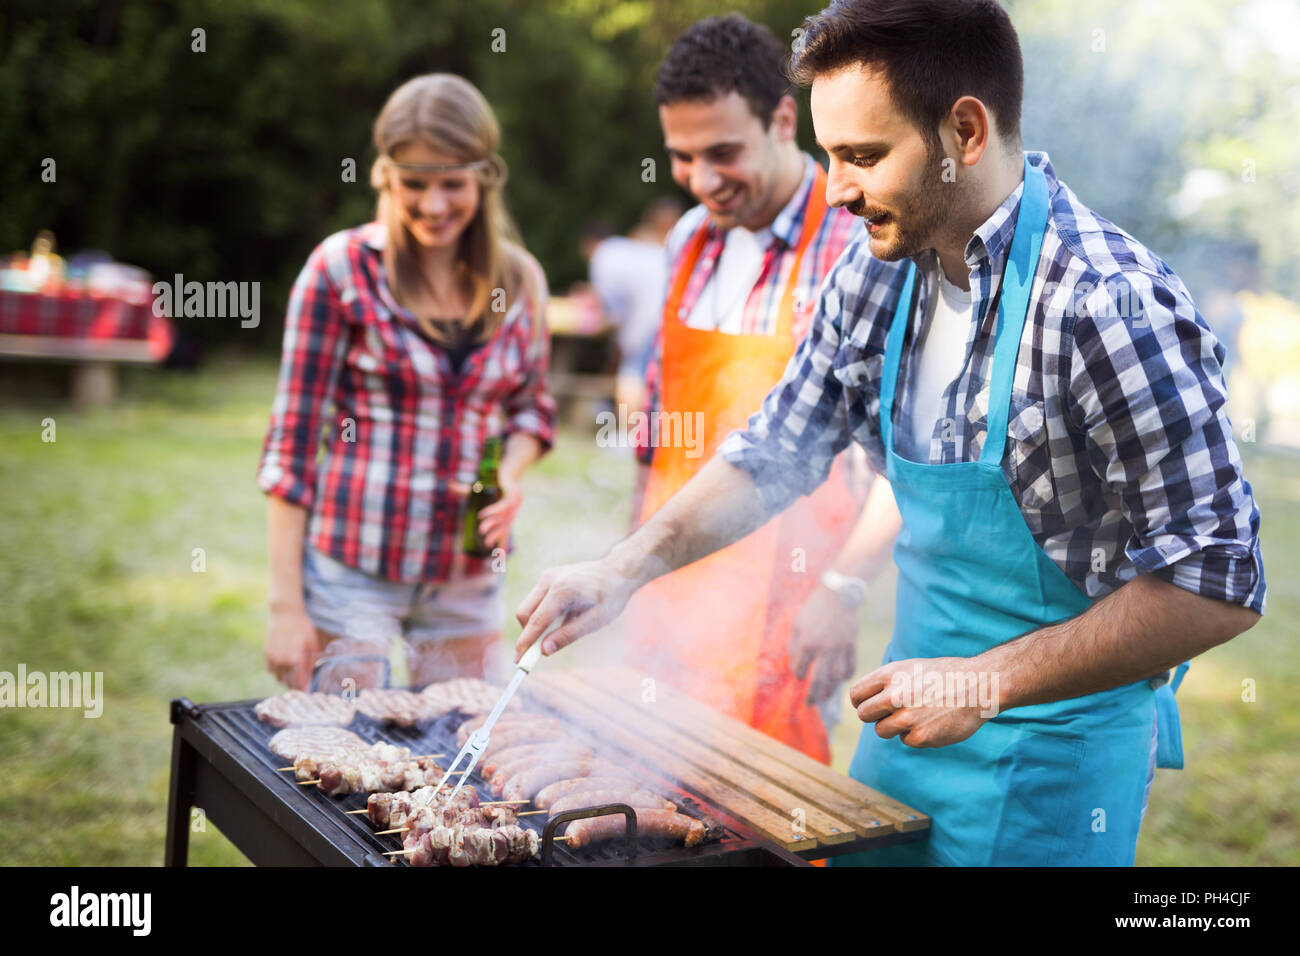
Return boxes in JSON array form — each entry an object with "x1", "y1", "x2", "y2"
[{"x1": 258, "y1": 223, "x2": 556, "y2": 583}]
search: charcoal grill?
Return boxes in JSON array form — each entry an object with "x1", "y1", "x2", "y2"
[{"x1": 164, "y1": 695, "x2": 812, "y2": 867}]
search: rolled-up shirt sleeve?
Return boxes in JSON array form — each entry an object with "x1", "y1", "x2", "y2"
[
  {"x1": 1068, "y1": 271, "x2": 1266, "y2": 613},
  {"x1": 718, "y1": 258, "x2": 857, "y2": 519},
  {"x1": 258, "y1": 242, "x2": 349, "y2": 510}
]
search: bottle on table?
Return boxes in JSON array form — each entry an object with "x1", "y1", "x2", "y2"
[{"x1": 461, "y1": 435, "x2": 503, "y2": 558}]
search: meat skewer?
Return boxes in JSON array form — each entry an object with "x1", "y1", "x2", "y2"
[
  {"x1": 298, "y1": 747, "x2": 449, "y2": 796},
  {"x1": 366, "y1": 786, "x2": 480, "y2": 830},
  {"x1": 391, "y1": 803, "x2": 519, "y2": 837},
  {"x1": 291, "y1": 741, "x2": 414, "y2": 780},
  {"x1": 403, "y1": 823, "x2": 540, "y2": 867}
]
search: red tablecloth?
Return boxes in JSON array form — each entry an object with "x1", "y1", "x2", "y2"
[{"x1": 0, "y1": 288, "x2": 174, "y2": 361}]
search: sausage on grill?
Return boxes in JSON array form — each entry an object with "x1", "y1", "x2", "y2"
[
  {"x1": 482, "y1": 741, "x2": 590, "y2": 781},
  {"x1": 564, "y1": 810, "x2": 706, "y2": 848},
  {"x1": 534, "y1": 776, "x2": 644, "y2": 810},
  {"x1": 501, "y1": 760, "x2": 625, "y2": 803},
  {"x1": 456, "y1": 714, "x2": 562, "y2": 747},
  {"x1": 480, "y1": 725, "x2": 572, "y2": 758},
  {"x1": 547, "y1": 788, "x2": 676, "y2": 817},
  {"x1": 488, "y1": 748, "x2": 594, "y2": 795}
]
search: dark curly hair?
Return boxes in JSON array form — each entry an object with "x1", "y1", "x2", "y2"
[
  {"x1": 789, "y1": 0, "x2": 1023, "y2": 152},
  {"x1": 653, "y1": 13, "x2": 791, "y2": 128}
]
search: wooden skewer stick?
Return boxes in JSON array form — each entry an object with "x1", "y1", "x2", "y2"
[
  {"x1": 384, "y1": 849, "x2": 414, "y2": 857},
  {"x1": 346, "y1": 808, "x2": 369, "y2": 814},
  {"x1": 480, "y1": 799, "x2": 529, "y2": 806},
  {"x1": 374, "y1": 827, "x2": 405, "y2": 835},
  {"x1": 298, "y1": 779, "x2": 321, "y2": 785},
  {"x1": 277, "y1": 766, "x2": 294, "y2": 772},
  {"x1": 517, "y1": 809, "x2": 546, "y2": 816}
]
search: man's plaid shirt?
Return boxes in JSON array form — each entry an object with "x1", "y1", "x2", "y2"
[
  {"x1": 720, "y1": 151, "x2": 1266, "y2": 616},
  {"x1": 258, "y1": 223, "x2": 556, "y2": 582}
]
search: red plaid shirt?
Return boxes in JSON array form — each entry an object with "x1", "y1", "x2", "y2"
[{"x1": 258, "y1": 222, "x2": 556, "y2": 582}]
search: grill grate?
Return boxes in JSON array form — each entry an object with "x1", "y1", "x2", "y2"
[{"x1": 202, "y1": 699, "x2": 759, "y2": 866}]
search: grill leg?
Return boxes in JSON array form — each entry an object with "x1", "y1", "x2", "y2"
[{"x1": 165, "y1": 724, "x2": 196, "y2": 867}]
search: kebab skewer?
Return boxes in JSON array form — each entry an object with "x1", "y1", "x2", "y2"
[
  {"x1": 366, "y1": 786, "x2": 481, "y2": 830},
  {"x1": 295, "y1": 745, "x2": 449, "y2": 796},
  {"x1": 402, "y1": 822, "x2": 540, "y2": 867}
]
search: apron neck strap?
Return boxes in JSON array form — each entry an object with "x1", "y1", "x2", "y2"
[
  {"x1": 980, "y1": 157, "x2": 1049, "y2": 465},
  {"x1": 879, "y1": 156, "x2": 1049, "y2": 466},
  {"x1": 880, "y1": 262, "x2": 917, "y2": 457},
  {"x1": 775, "y1": 164, "x2": 829, "y2": 341},
  {"x1": 662, "y1": 162, "x2": 830, "y2": 339},
  {"x1": 663, "y1": 224, "x2": 711, "y2": 326}
]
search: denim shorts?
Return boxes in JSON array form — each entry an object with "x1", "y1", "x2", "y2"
[{"x1": 302, "y1": 544, "x2": 504, "y2": 646}]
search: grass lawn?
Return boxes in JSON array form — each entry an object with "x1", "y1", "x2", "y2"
[{"x1": 0, "y1": 354, "x2": 1295, "y2": 865}]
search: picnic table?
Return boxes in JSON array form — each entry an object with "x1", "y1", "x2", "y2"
[{"x1": 0, "y1": 288, "x2": 175, "y2": 407}]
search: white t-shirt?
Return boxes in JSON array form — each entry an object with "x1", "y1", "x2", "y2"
[
  {"x1": 909, "y1": 268, "x2": 972, "y2": 451},
  {"x1": 685, "y1": 225, "x2": 773, "y2": 334}
]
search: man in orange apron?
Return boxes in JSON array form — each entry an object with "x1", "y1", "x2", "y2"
[{"x1": 625, "y1": 14, "x2": 871, "y2": 763}]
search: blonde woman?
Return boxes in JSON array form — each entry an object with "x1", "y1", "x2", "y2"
[{"x1": 259, "y1": 74, "x2": 554, "y2": 691}]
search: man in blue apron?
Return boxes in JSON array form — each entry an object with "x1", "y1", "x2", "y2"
[{"x1": 513, "y1": 0, "x2": 1265, "y2": 866}]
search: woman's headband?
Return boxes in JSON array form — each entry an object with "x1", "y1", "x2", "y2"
[
  {"x1": 386, "y1": 158, "x2": 489, "y2": 173},
  {"x1": 380, "y1": 153, "x2": 508, "y2": 187}
]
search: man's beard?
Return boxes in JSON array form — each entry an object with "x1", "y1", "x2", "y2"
[{"x1": 851, "y1": 147, "x2": 960, "y2": 261}]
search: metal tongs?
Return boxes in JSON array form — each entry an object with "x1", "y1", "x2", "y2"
[{"x1": 433, "y1": 620, "x2": 558, "y2": 804}]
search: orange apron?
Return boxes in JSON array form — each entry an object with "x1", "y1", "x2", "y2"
[{"x1": 626, "y1": 167, "x2": 861, "y2": 763}]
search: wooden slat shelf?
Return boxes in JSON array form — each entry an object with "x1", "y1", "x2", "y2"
[{"x1": 522, "y1": 667, "x2": 929, "y2": 857}]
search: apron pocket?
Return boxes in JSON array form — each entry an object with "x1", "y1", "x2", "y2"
[{"x1": 976, "y1": 726, "x2": 1086, "y2": 866}]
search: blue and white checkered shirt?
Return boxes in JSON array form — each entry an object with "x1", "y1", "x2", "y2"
[{"x1": 719, "y1": 151, "x2": 1266, "y2": 615}]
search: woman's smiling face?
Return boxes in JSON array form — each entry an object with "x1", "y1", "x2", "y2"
[{"x1": 388, "y1": 140, "x2": 482, "y2": 249}]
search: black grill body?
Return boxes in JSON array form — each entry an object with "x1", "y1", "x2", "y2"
[{"x1": 165, "y1": 697, "x2": 810, "y2": 867}]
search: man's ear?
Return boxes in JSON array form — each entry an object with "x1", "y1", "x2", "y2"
[
  {"x1": 771, "y1": 94, "x2": 799, "y2": 143},
  {"x1": 948, "y1": 96, "x2": 993, "y2": 168}
]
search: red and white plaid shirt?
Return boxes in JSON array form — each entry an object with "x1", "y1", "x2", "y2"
[{"x1": 258, "y1": 222, "x2": 556, "y2": 582}]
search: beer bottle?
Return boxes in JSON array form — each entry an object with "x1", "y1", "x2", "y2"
[{"x1": 462, "y1": 436, "x2": 503, "y2": 557}]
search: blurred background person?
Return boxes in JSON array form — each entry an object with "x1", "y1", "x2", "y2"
[
  {"x1": 579, "y1": 196, "x2": 684, "y2": 412},
  {"x1": 258, "y1": 74, "x2": 556, "y2": 692}
]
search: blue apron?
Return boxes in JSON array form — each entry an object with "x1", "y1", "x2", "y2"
[{"x1": 841, "y1": 159, "x2": 1184, "y2": 866}]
